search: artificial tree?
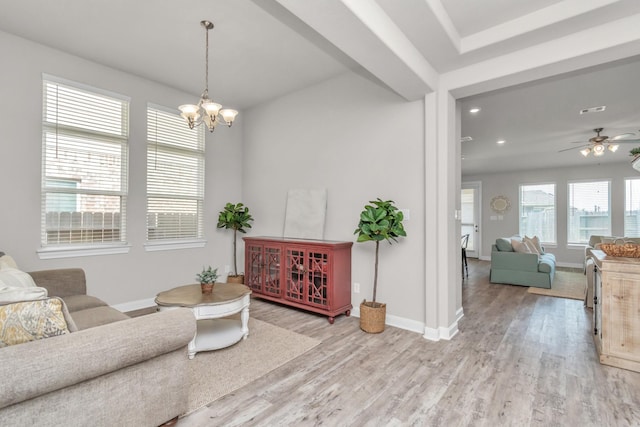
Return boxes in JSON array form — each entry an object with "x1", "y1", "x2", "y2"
[
  {"x1": 217, "y1": 202, "x2": 254, "y2": 280},
  {"x1": 354, "y1": 198, "x2": 406, "y2": 332}
]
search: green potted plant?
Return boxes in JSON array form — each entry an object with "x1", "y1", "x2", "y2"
[
  {"x1": 196, "y1": 266, "x2": 219, "y2": 294},
  {"x1": 631, "y1": 147, "x2": 640, "y2": 172},
  {"x1": 217, "y1": 202, "x2": 254, "y2": 284},
  {"x1": 354, "y1": 198, "x2": 406, "y2": 333}
]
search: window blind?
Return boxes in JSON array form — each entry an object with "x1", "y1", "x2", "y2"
[
  {"x1": 41, "y1": 77, "x2": 129, "y2": 246},
  {"x1": 625, "y1": 178, "x2": 640, "y2": 237},
  {"x1": 147, "y1": 105, "x2": 205, "y2": 241},
  {"x1": 519, "y1": 183, "x2": 556, "y2": 244},
  {"x1": 567, "y1": 180, "x2": 611, "y2": 244}
]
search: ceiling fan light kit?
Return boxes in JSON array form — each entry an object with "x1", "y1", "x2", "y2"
[
  {"x1": 562, "y1": 127, "x2": 639, "y2": 157},
  {"x1": 178, "y1": 20, "x2": 238, "y2": 132}
]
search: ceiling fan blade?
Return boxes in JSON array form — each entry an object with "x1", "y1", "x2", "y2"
[
  {"x1": 558, "y1": 145, "x2": 589, "y2": 153},
  {"x1": 610, "y1": 139, "x2": 640, "y2": 145},
  {"x1": 611, "y1": 133, "x2": 636, "y2": 140}
]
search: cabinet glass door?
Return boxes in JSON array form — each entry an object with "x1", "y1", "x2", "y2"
[
  {"x1": 246, "y1": 244, "x2": 264, "y2": 293},
  {"x1": 307, "y1": 251, "x2": 329, "y2": 308},
  {"x1": 263, "y1": 246, "x2": 281, "y2": 297},
  {"x1": 285, "y1": 249, "x2": 306, "y2": 302}
]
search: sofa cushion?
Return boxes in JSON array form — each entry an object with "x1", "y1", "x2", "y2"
[
  {"x1": 71, "y1": 306, "x2": 129, "y2": 330},
  {"x1": 495, "y1": 238, "x2": 514, "y2": 252},
  {"x1": 525, "y1": 235, "x2": 543, "y2": 254},
  {"x1": 0, "y1": 297, "x2": 76, "y2": 347},
  {"x1": 62, "y1": 294, "x2": 108, "y2": 313},
  {"x1": 0, "y1": 255, "x2": 18, "y2": 270}
]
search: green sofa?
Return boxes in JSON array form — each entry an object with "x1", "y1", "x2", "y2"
[{"x1": 490, "y1": 237, "x2": 556, "y2": 288}]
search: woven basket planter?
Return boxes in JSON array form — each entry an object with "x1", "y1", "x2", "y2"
[
  {"x1": 226, "y1": 275, "x2": 245, "y2": 284},
  {"x1": 360, "y1": 301, "x2": 386, "y2": 333}
]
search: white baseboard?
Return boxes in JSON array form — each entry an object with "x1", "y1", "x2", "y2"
[
  {"x1": 456, "y1": 307, "x2": 464, "y2": 322},
  {"x1": 423, "y1": 320, "x2": 459, "y2": 341},
  {"x1": 112, "y1": 297, "x2": 156, "y2": 313},
  {"x1": 350, "y1": 305, "x2": 424, "y2": 334},
  {"x1": 556, "y1": 262, "x2": 583, "y2": 269}
]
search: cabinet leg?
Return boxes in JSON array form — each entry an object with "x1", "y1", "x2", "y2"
[
  {"x1": 328, "y1": 316, "x2": 335, "y2": 324},
  {"x1": 345, "y1": 310, "x2": 351, "y2": 317}
]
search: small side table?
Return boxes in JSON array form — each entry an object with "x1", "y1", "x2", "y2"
[{"x1": 155, "y1": 283, "x2": 252, "y2": 359}]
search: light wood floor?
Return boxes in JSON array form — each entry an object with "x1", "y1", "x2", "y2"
[{"x1": 178, "y1": 260, "x2": 640, "y2": 426}]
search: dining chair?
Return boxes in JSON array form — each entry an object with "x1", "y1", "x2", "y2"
[{"x1": 461, "y1": 234, "x2": 470, "y2": 278}]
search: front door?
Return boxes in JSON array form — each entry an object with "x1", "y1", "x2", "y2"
[{"x1": 461, "y1": 182, "x2": 481, "y2": 258}]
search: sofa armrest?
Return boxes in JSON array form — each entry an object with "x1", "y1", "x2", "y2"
[
  {"x1": 491, "y1": 250, "x2": 540, "y2": 272},
  {"x1": 28, "y1": 268, "x2": 87, "y2": 297},
  {"x1": 0, "y1": 308, "x2": 195, "y2": 409}
]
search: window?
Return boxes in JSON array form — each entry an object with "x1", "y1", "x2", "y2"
[
  {"x1": 42, "y1": 76, "x2": 129, "y2": 248},
  {"x1": 519, "y1": 183, "x2": 556, "y2": 244},
  {"x1": 567, "y1": 180, "x2": 611, "y2": 244},
  {"x1": 146, "y1": 105, "x2": 205, "y2": 244},
  {"x1": 625, "y1": 178, "x2": 640, "y2": 237}
]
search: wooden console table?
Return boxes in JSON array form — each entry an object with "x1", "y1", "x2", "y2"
[
  {"x1": 591, "y1": 250, "x2": 640, "y2": 372},
  {"x1": 243, "y1": 236, "x2": 352, "y2": 324}
]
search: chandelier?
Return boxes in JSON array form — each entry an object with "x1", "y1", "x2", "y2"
[{"x1": 179, "y1": 20, "x2": 238, "y2": 132}]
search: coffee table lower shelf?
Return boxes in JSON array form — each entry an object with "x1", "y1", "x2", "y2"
[{"x1": 192, "y1": 318, "x2": 246, "y2": 356}]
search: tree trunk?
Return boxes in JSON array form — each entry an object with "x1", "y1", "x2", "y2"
[
  {"x1": 232, "y1": 228, "x2": 238, "y2": 276},
  {"x1": 372, "y1": 240, "x2": 380, "y2": 306}
]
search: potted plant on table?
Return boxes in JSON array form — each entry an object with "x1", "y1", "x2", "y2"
[
  {"x1": 197, "y1": 266, "x2": 219, "y2": 294},
  {"x1": 217, "y1": 202, "x2": 254, "y2": 284},
  {"x1": 354, "y1": 198, "x2": 406, "y2": 333}
]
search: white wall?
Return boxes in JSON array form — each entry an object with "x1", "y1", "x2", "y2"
[
  {"x1": 242, "y1": 72, "x2": 426, "y2": 324},
  {"x1": 0, "y1": 31, "x2": 243, "y2": 306},
  {"x1": 463, "y1": 161, "x2": 638, "y2": 266}
]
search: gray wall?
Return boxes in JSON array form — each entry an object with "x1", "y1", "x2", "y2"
[
  {"x1": 463, "y1": 161, "x2": 639, "y2": 266},
  {"x1": 242, "y1": 72, "x2": 427, "y2": 324},
  {"x1": 0, "y1": 31, "x2": 243, "y2": 306}
]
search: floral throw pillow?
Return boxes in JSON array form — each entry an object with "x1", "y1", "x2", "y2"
[{"x1": 0, "y1": 298, "x2": 73, "y2": 347}]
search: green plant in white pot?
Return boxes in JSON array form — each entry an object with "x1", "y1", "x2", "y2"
[
  {"x1": 217, "y1": 202, "x2": 254, "y2": 284},
  {"x1": 354, "y1": 198, "x2": 406, "y2": 333}
]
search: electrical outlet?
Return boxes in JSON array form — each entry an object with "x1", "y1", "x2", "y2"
[{"x1": 353, "y1": 282, "x2": 360, "y2": 293}]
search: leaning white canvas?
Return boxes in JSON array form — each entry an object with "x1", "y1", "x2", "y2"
[{"x1": 283, "y1": 188, "x2": 327, "y2": 240}]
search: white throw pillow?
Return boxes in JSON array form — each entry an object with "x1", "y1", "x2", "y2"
[
  {"x1": 0, "y1": 286, "x2": 48, "y2": 303},
  {"x1": 0, "y1": 267, "x2": 37, "y2": 288},
  {"x1": 0, "y1": 255, "x2": 18, "y2": 270},
  {"x1": 512, "y1": 239, "x2": 532, "y2": 253}
]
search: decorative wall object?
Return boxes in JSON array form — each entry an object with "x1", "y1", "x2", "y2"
[
  {"x1": 283, "y1": 188, "x2": 327, "y2": 240},
  {"x1": 490, "y1": 195, "x2": 511, "y2": 214}
]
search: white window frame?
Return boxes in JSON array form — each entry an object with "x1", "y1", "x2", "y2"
[
  {"x1": 567, "y1": 179, "x2": 611, "y2": 245},
  {"x1": 518, "y1": 183, "x2": 557, "y2": 245},
  {"x1": 625, "y1": 177, "x2": 640, "y2": 237},
  {"x1": 39, "y1": 75, "x2": 130, "y2": 259},
  {"x1": 145, "y1": 104, "x2": 206, "y2": 251}
]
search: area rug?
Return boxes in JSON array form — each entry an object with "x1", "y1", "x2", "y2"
[
  {"x1": 186, "y1": 317, "x2": 320, "y2": 414},
  {"x1": 527, "y1": 270, "x2": 586, "y2": 300}
]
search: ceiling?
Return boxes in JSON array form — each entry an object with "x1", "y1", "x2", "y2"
[{"x1": 1, "y1": 0, "x2": 640, "y2": 174}]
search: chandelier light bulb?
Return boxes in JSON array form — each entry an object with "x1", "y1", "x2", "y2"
[
  {"x1": 580, "y1": 148, "x2": 591, "y2": 157},
  {"x1": 608, "y1": 143, "x2": 619, "y2": 152}
]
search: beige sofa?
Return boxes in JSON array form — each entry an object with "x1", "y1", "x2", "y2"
[{"x1": 0, "y1": 268, "x2": 196, "y2": 426}]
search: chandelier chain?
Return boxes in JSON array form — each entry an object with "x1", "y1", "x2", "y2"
[{"x1": 204, "y1": 23, "x2": 209, "y2": 96}]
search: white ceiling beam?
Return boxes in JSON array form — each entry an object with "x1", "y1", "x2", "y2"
[
  {"x1": 461, "y1": 0, "x2": 623, "y2": 53},
  {"x1": 275, "y1": 0, "x2": 438, "y2": 100},
  {"x1": 425, "y1": 0, "x2": 461, "y2": 52},
  {"x1": 442, "y1": 13, "x2": 640, "y2": 98}
]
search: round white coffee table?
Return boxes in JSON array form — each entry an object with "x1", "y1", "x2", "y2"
[{"x1": 155, "y1": 283, "x2": 252, "y2": 359}]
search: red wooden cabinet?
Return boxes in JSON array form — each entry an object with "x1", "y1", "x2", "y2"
[{"x1": 244, "y1": 236, "x2": 352, "y2": 324}]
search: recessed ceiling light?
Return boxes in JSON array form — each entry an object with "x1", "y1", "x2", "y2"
[
  {"x1": 469, "y1": 108, "x2": 480, "y2": 113},
  {"x1": 496, "y1": 140, "x2": 505, "y2": 145},
  {"x1": 579, "y1": 105, "x2": 606, "y2": 114}
]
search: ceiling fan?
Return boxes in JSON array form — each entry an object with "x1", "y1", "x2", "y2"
[{"x1": 559, "y1": 128, "x2": 640, "y2": 157}]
